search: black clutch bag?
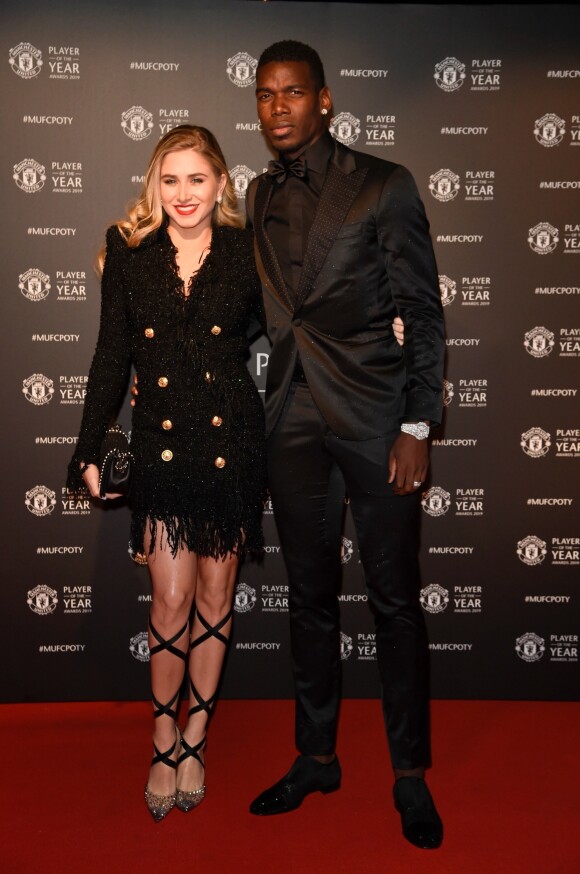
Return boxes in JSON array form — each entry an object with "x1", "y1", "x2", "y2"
[{"x1": 98, "y1": 425, "x2": 134, "y2": 499}]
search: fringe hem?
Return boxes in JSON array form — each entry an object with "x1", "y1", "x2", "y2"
[{"x1": 131, "y1": 509, "x2": 264, "y2": 561}]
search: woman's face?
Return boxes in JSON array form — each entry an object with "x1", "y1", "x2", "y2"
[{"x1": 159, "y1": 148, "x2": 225, "y2": 234}]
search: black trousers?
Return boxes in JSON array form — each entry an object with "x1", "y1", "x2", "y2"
[{"x1": 267, "y1": 382, "x2": 431, "y2": 770}]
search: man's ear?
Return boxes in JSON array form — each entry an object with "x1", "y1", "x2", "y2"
[{"x1": 320, "y1": 87, "x2": 332, "y2": 116}]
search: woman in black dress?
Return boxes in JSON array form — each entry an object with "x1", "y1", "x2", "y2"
[{"x1": 68, "y1": 125, "x2": 266, "y2": 821}]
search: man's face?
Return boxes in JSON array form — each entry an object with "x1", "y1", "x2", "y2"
[{"x1": 256, "y1": 60, "x2": 331, "y2": 158}]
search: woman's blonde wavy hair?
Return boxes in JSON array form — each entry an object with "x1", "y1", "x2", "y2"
[{"x1": 97, "y1": 125, "x2": 243, "y2": 273}]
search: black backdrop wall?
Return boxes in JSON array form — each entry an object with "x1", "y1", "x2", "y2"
[{"x1": 2, "y1": 1, "x2": 578, "y2": 703}]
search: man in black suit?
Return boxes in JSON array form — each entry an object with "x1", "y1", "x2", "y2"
[{"x1": 246, "y1": 41, "x2": 444, "y2": 849}]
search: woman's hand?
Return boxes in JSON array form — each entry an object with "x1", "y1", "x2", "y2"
[
  {"x1": 393, "y1": 316, "x2": 404, "y2": 347},
  {"x1": 81, "y1": 463, "x2": 122, "y2": 500},
  {"x1": 131, "y1": 373, "x2": 138, "y2": 407}
]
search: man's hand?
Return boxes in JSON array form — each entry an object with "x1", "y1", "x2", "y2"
[
  {"x1": 388, "y1": 433, "x2": 428, "y2": 495},
  {"x1": 393, "y1": 316, "x2": 404, "y2": 347},
  {"x1": 81, "y1": 463, "x2": 122, "y2": 500}
]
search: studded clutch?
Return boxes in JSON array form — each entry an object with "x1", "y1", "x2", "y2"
[{"x1": 98, "y1": 424, "x2": 134, "y2": 499}]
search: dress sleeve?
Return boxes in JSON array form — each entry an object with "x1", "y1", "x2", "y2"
[
  {"x1": 246, "y1": 291, "x2": 266, "y2": 342},
  {"x1": 243, "y1": 229, "x2": 266, "y2": 342},
  {"x1": 67, "y1": 226, "x2": 132, "y2": 489}
]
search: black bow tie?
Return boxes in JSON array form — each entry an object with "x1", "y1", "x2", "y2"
[{"x1": 267, "y1": 156, "x2": 307, "y2": 184}]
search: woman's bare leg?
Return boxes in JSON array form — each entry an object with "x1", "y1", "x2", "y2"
[
  {"x1": 176, "y1": 552, "x2": 238, "y2": 799},
  {"x1": 145, "y1": 525, "x2": 197, "y2": 801}
]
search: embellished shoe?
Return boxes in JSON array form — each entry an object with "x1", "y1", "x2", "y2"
[
  {"x1": 174, "y1": 607, "x2": 233, "y2": 812},
  {"x1": 144, "y1": 734, "x2": 179, "y2": 822},
  {"x1": 144, "y1": 786, "x2": 176, "y2": 823},
  {"x1": 144, "y1": 617, "x2": 189, "y2": 822},
  {"x1": 176, "y1": 734, "x2": 206, "y2": 812}
]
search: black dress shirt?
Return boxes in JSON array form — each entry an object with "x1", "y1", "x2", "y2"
[{"x1": 265, "y1": 130, "x2": 334, "y2": 300}]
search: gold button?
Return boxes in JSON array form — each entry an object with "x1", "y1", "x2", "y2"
[
  {"x1": 214, "y1": 457, "x2": 226, "y2": 469},
  {"x1": 161, "y1": 449, "x2": 173, "y2": 462},
  {"x1": 144, "y1": 327, "x2": 155, "y2": 339},
  {"x1": 204, "y1": 371, "x2": 213, "y2": 383},
  {"x1": 211, "y1": 325, "x2": 221, "y2": 336},
  {"x1": 211, "y1": 416, "x2": 223, "y2": 427},
  {"x1": 162, "y1": 419, "x2": 173, "y2": 430},
  {"x1": 158, "y1": 376, "x2": 169, "y2": 388}
]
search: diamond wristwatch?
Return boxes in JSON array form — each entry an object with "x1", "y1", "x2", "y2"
[{"x1": 400, "y1": 421, "x2": 430, "y2": 440}]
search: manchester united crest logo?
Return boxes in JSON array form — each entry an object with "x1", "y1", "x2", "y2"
[
  {"x1": 9, "y1": 42, "x2": 43, "y2": 79},
  {"x1": 226, "y1": 52, "x2": 257, "y2": 87}
]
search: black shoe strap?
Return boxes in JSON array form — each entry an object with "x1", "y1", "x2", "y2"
[{"x1": 190, "y1": 608, "x2": 232, "y2": 650}]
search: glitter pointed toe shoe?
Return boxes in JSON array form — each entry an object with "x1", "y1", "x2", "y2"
[
  {"x1": 144, "y1": 784, "x2": 176, "y2": 823},
  {"x1": 175, "y1": 784, "x2": 206, "y2": 813},
  {"x1": 175, "y1": 734, "x2": 206, "y2": 812},
  {"x1": 144, "y1": 734, "x2": 179, "y2": 823}
]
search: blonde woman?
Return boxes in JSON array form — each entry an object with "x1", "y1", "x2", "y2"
[{"x1": 68, "y1": 125, "x2": 266, "y2": 821}]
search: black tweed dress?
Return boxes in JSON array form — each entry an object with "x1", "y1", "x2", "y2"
[{"x1": 68, "y1": 223, "x2": 267, "y2": 558}]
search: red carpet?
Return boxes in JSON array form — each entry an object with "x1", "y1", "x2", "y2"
[{"x1": 2, "y1": 699, "x2": 578, "y2": 873}]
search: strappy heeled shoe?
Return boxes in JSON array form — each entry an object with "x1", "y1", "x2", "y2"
[
  {"x1": 175, "y1": 734, "x2": 206, "y2": 812},
  {"x1": 144, "y1": 617, "x2": 188, "y2": 822},
  {"x1": 144, "y1": 731, "x2": 180, "y2": 822},
  {"x1": 175, "y1": 607, "x2": 232, "y2": 812}
]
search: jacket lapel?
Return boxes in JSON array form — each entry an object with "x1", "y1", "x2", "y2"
[
  {"x1": 253, "y1": 176, "x2": 294, "y2": 312},
  {"x1": 294, "y1": 144, "x2": 367, "y2": 314}
]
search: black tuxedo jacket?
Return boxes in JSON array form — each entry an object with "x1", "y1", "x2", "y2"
[{"x1": 247, "y1": 139, "x2": 445, "y2": 440}]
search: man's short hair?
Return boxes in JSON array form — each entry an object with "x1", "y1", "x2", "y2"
[{"x1": 257, "y1": 40, "x2": 326, "y2": 92}]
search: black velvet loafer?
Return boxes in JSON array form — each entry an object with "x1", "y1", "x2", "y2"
[
  {"x1": 393, "y1": 776, "x2": 443, "y2": 849},
  {"x1": 249, "y1": 755, "x2": 341, "y2": 815}
]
